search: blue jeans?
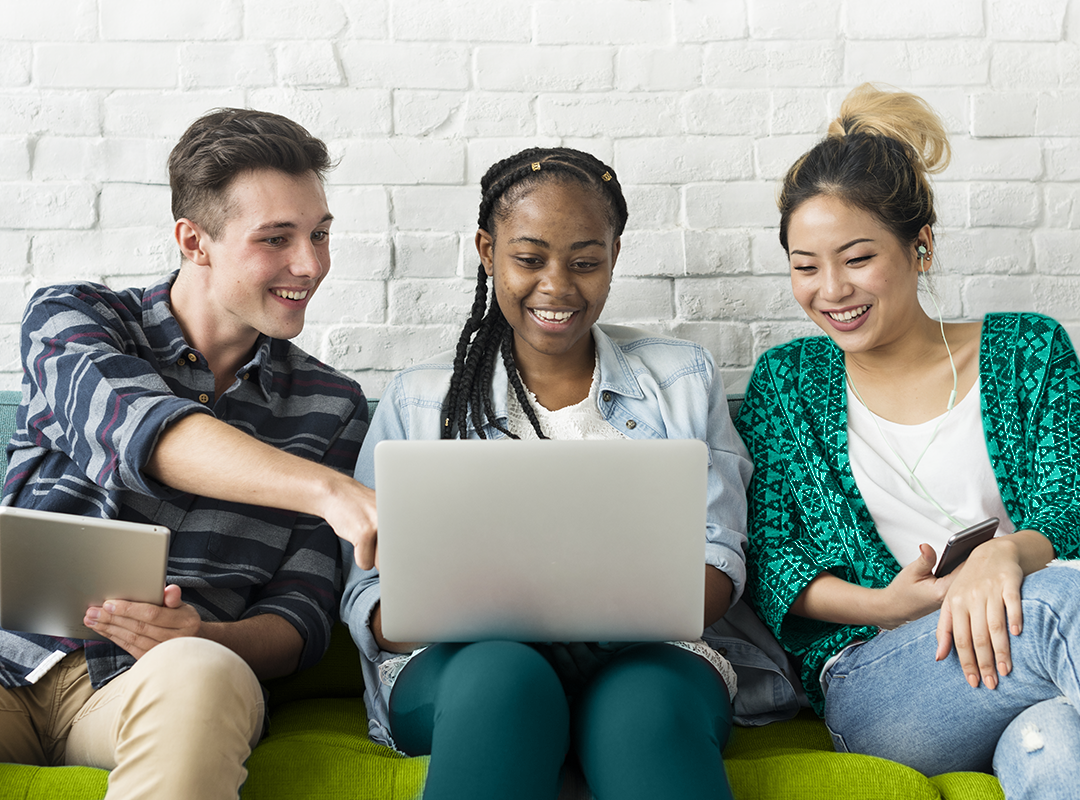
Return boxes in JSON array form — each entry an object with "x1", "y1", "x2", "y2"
[{"x1": 823, "y1": 565, "x2": 1080, "y2": 800}]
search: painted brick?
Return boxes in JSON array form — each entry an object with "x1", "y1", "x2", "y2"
[
  {"x1": 683, "y1": 231, "x2": 752, "y2": 276},
  {"x1": 1034, "y1": 231, "x2": 1080, "y2": 274},
  {"x1": 104, "y1": 91, "x2": 246, "y2": 137},
  {"x1": 35, "y1": 44, "x2": 179, "y2": 89},
  {"x1": 0, "y1": 139, "x2": 30, "y2": 181},
  {"x1": 341, "y1": 0, "x2": 390, "y2": 39},
  {"x1": 331, "y1": 234, "x2": 393, "y2": 280},
  {"x1": 389, "y1": 0, "x2": 530, "y2": 42},
  {"x1": 749, "y1": 229, "x2": 788, "y2": 276},
  {"x1": 990, "y1": 43, "x2": 1064, "y2": 88},
  {"x1": 562, "y1": 139, "x2": 614, "y2": 167},
  {"x1": 395, "y1": 92, "x2": 465, "y2": 138},
  {"x1": 719, "y1": 367, "x2": 752, "y2": 395},
  {"x1": 466, "y1": 138, "x2": 561, "y2": 183},
  {"x1": 394, "y1": 233, "x2": 460, "y2": 278},
  {"x1": 247, "y1": 89, "x2": 392, "y2": 139},
  {"x1": 101, "y1": 0, "x2": 242, "y2": 40},
  {"x1": 0, "y1": 93, "x2": 98, "y2": 136},
  {"x1": 754, "y1": 135, "x2": 818, "y2": 181},
  {"x1": 5, "y1": 0, "x2": 96, "y2": 40},
  {"x1": 462, "y1": 94, "x2": 537, "y2": 138},
  {"x1": 324, "y1": 187, "x2": 390, "y2": 234},
  {"x1": 988, "y1": 0, "x2": 1068, "y2": 41},
  {"x1": 390, "y1": 186, "x2": 479, "y2": 232},
  {"x1": 100, "y1": 183, "x2": 173, "y2": 228},
  {"x1": 918, "y1": 276, "x2": 964, "y2": 320},
  {"x1": 932, "y1": 182, "x2": 971, "y2": 230},
  {"x1": 602, "y1": 278, "x2": 674, "y2": 322},
  {"x1": 845, "y1": 0, "x2": 983, "y2": 38},
  {"x1": 538, "y1": 94, "x2": 681, "y2": 138},
  {"x1": 0, "y1": 280, "x2": 27, "y2": 325},
  {"x1": 845, "y1": 41, "x2": 990, "y2": 86},
  {"x1": 971, "y1": 93, "x2": 1039, "y2": 137},
  {"x1": 673, "y1": 0, "x2": 747, "y2": 42},
  {"x1": 682, "y1": 90, "x2": 771, "y2": 136},
  {"x1": 936, "y1": 228, "x2": 1034, "y2": 274},
  {"x1": 969, "y1": 183, "x2": 1041, "y2": 228},
  {"x1": 475, "y1": 47, "x2": 614, "y2": 92},
  {"x1": 245, "y1": 0, "x2": 349, "y2": 38},
  {"x1": 750, "y1": 320, "x2": 821, "y2": 358},
  {"x1": 325, "y1": 323, "x2": 457, "y2": 371},
  {"x1": 34, "y1": 138, "x2": 171, "y2": 184},
  {"x1": 32, "y1": 229, "x2": 173, "y2": 280},
  {"x1": 180, "y1": 44, "x2": 275, "y2": 89},
  {"x1": 670, "y1": 321, "x2": 753, "y2": 368},
  {"x1": 331, "y1": 139, "x2": 464, "y2": 185},
  {"x1": 535, "y1": 1, "x2": 671, "y2": 45},
  {"x1": 909, "y1": 89, "x2": 970, "y2": 135},
  {"x1": 749, "y1": 0, "x2": 841, "y2": 39},
  {"x1": 684, "y1": 182, "x2": 781, "y2": 229},
  {"x1": 622, "y1": 186, "x2": 679, "y2": 230},
  {"x1": 947, "y1": 138, "x2": 1042, "y2": 181},
  {"x1": 1046, "y1": 185, "x2": 1080, "y2": 228},
  {"x1": 1043, "y1": 140, "x2": 1080, "y2": 181},
  {"x1": 1036, "y1": 91, "x2": 1080, "y2": 135},
  {"x1": 340, "y1": 42, "x2": 469, "y2": 91},
  {"x1": 277, "y1": 42, "x2": 345, "y2": 88},
  {"x1": 677, "y1": 277, "x2": 803, "y2": 321},
  {"x1": 704, "y1": 42, "x2": 843, "y2": 88},
  {"x1": 0, "y1": 233, "x2": 31, "y2": 277},
  {"x1": 616, "y1": 230, "x2": 685, "y2": 277},
  {"x1": 962, "y1": 275, "x2": 1080, "y2": 318},
  {"x1": 615, "y1": 46, "x2": 703, "y2": 92},
  {"x1": 388, "y1": 278, "x2": 476, "y2": 324},
  {"x1": 615, "y1": 138, "x2": 753, "y2": 185},
  {"x1": 305, "y1": 279, "x2": 386, "y2": 324},
  {"x1": 0, "y1": 183, "x2": 96, "y2": 229},
  {"x1": 0, "y1": 44, "x2": 30, "y2": 88},
  {"x1": 770, "y1": 90, "x2": 831, "y2": 136}
]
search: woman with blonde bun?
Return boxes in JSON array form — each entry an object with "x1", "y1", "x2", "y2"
[{"x1": 736, "y1": 83, "x2": 1080, "y2": 798}]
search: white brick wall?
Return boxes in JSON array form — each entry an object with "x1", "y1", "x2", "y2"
[{"x1": 3, "y1": 0, "x2": 1080, "y2": 397}]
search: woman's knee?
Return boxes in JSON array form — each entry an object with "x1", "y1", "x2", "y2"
[
  {"x1": 437, "y1": 641, "x2": 565, "y2": 715},
  {"x1": 994, "y1": 697, "x2": 1080, "y2": 800}
]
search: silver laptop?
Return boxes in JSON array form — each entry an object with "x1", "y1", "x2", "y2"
[
  {"x1": 375, "y1": 439, "x2": 707, "y2": 643},
  {"x1": 0, "y1": 506, "x2": 170, "y2": 640}
]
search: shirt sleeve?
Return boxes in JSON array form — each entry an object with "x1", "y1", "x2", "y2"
[
  {"x1": 9, "y1": 284, "x2": 210, "y2": 499},
  {"x1": 245, "y1": 398, "x2": 369, "y2": 668}
]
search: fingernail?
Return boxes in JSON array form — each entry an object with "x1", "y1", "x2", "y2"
[
  {"x1": 967, "y1": 674, "x2": 979, "y2": 688},
  {"x1": 85, "y1": 608, "x2": 100, "y2": 621},
  {"x1": 103, "y1": 602, "x2": 115, "y2": 613},
  {"x1": 984, "y1": 674, "x2": 997, "y2": 690}
]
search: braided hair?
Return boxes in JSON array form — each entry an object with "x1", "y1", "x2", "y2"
[{"x1": 440, "y1": 147, "x2": 629, "y2": 440}]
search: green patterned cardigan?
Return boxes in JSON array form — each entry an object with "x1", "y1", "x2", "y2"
[{"x1": 735, "y1": 312, "x2": 1080, "y2": 715}]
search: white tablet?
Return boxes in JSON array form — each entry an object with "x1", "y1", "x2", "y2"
[{"x1": 0, "y1": 506, "x2": 170, "y2": 640}]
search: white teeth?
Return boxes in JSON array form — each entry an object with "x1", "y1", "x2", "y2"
[
  {"x1": 533, "y1": 309, "x2": 574, "y2": 322},
  {"x1": 273, "y1": 289, "x2": 308, "y2": 301},
  {"x1": 827, "y1": 305, "x2": 869, "y2": 322}
]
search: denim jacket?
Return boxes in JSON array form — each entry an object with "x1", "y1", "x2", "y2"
[{"x1": 340, "y1": 324, "x2": 801, "y2": 745}]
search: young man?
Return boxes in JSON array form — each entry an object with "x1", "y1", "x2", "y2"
[{"x1": 0, "y1": 109, "x2": 378, "y2": 799}]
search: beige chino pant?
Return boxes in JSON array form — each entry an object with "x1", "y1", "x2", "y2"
[{"x1": 0, "y1": 637, "x2": 264, "y2": 800}]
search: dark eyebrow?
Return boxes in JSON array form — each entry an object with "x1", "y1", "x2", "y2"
[
  {"x1": 789, "y1": 238, "x2": 874, "y2": 258},
  {"x1": 251, "y1": 213, "x2": 334, "y2": 234},
  {"x1": 506, "y1": 236, "x2": 608, "y2": 250}
]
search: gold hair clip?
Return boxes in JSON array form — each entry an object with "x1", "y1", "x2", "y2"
[
  {"x1": 601, "y1": 171, "x2": 612, "y2": 182},
  {"x1": 531, "y1": 162, "x2": 541, "y2": 171}
]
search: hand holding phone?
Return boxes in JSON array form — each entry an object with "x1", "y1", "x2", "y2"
[{"x1": 933, "y1": 517, "x2": 1000, "y2": 578}]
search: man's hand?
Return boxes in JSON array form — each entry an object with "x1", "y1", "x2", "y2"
[
  {"x1": 84, "y1": 584, "x2": 201, "y2": 659},
  {"x1": 316, "y1": 474, "x2": 379, "y2": 570}
]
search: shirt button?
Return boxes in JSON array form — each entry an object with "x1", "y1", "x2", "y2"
[
  {"x1": 243, "y1": 373, "x2": 250, "y2": 381},
  {"x1": 187, "y1": 353, "x2": 198, "y2": 362},
  {"x1": 176, "y1": 357, "x2": 185, "y2": 366},
  {"x1": 198, "y1": 393, "x2": 209, "y2": 404},
  {"x1": 626, "y1": 420, "x2": 636, "y2": 430},
  {"x1": 602, "y1": 391, "x2": 612, "y2": 402}
]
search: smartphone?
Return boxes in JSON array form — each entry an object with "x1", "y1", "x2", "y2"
[{"x1": 933, "y1": 517, "x2": 1000, "y2": 577}]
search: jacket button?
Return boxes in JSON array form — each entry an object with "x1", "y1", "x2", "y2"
[
  {"x1": 626, "y1": 420, "x2": 636, "y2": 429},
  {"x1": 602, "y1": 391, "x2": 611, "y2": 402},
  {"x1": 198, "y1": 393, "x2": 209, "y2": 404}
]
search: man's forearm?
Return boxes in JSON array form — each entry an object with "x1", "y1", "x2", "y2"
[{"x1": 201, "y1": 613, "x2": 305, "y2": 681}]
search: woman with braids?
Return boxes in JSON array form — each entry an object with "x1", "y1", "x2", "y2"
[
  {"x1": 339, "y1": 147, "x2": 757, "y2": 799},
  {"x1": 736, "y1": 84, "x2": 1080, "y2": 798}
]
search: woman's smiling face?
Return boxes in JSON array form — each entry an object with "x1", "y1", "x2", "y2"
[
  {"x1": 477, "y1": 178, "x2": 620, "y2": 372},
  {"x1": 787, "y1": 194, "x2": 930, "y2": 355}
]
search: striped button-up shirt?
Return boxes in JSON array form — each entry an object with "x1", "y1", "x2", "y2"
[{"x1": 1, "y1": 272, "x2": 368, "y2": 689}]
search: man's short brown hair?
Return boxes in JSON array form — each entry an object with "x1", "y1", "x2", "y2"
[{"x1": 168, "y1": 108, "x2": 332, "y2": 239}]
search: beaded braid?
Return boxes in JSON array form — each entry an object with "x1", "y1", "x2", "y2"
[{"x1": 439, "y1": 147, "x2": 628, "y2": 440}]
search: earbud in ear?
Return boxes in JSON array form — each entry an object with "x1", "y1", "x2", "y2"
[
  {"x1": 917, "y1": 244, "x2": 928, "y2": 257},
  {"x1": 917, "y1": 243, "x2": 930, "y2": 272}
]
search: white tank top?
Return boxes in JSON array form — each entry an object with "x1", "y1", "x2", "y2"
[{"x1": 846, "y1": 378, "x2": 1014, "y2": 568}]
